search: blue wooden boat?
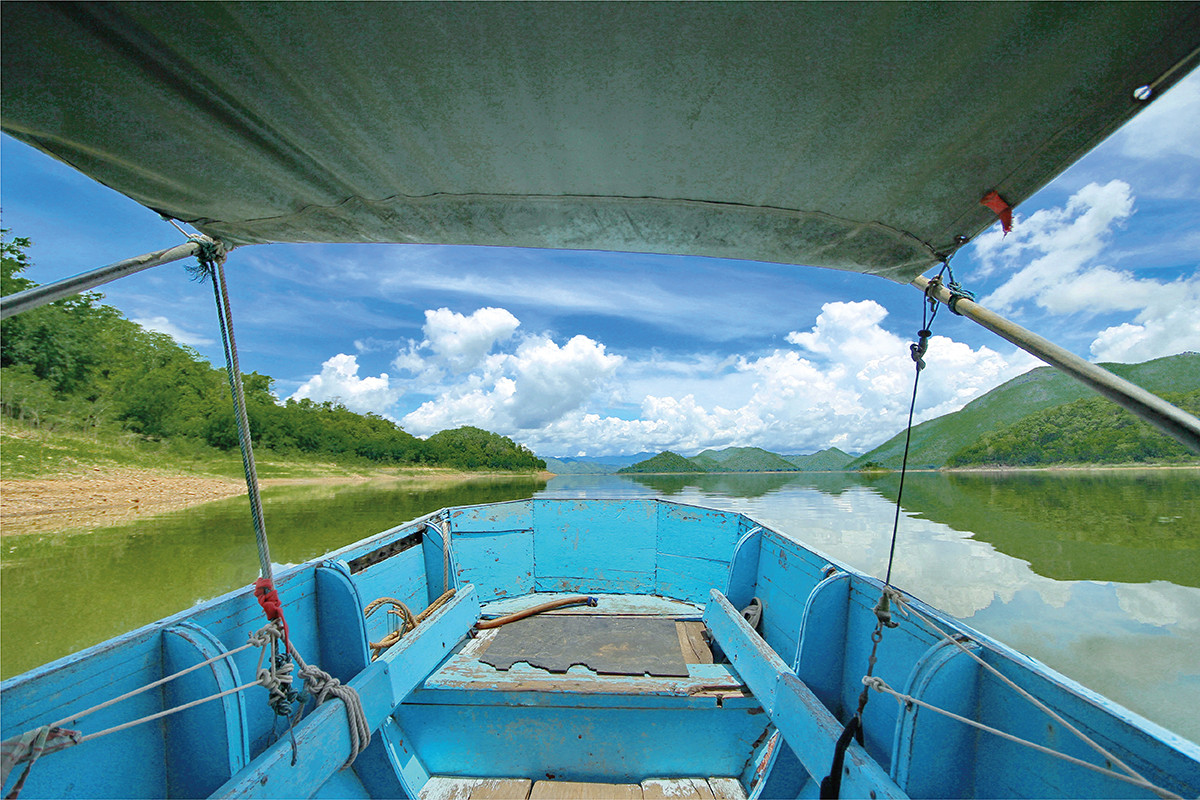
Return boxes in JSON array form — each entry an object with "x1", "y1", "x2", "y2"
[
  {"x1": 3, "y1": 3, "x2": 1200, "y2": 797},
  {"x1": 4, "y1": 499, "x2": 1199, "y2": 799}
]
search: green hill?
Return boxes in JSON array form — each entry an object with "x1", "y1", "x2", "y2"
[
  {"x1": 618, "y1": 451, "x2": 708, "y2": 474},
  {"x1": 948, "y1": 389, "x2": 1200, "y2": 467},
  {"x1": 691, "y1": 446, "x2": 799, "y2": 472},
  {"x1": 849, "y1": 352, "x2": 1200, "y2": 470},
  {"x1": 783, "y1": 447, "x2": 855, "y2": 471}
]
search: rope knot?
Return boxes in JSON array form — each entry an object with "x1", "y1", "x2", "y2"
[
  {"x1": 247, "y1": 622, "x2": 282, "y2": 648},
  {"x1": 257, "y1": 653, "x2": 304, "y2": 717},
  {"x1": 910, "y1": 329, "x2": 931, "y2": 371},
  {"x1": 873, "y1": 588, "x2": 906, "y2": 629},
  {"x1": 862, "y1": 675, "x2": 888, "y2": 692},
  {"x1": 192, "y1": 235, "x2": 227, "y2": 268}
]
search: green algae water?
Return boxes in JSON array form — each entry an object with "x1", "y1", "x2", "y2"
[{"x1": 3, "y1": 469, "x2": 1197, "y2": 744}]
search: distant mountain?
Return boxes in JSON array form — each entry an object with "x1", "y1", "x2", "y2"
[
  {"x1": 691, "y1": 447, "x2": 799, "y2": 472},
  {"x1": 542, "y1": 453, "x2": 656, "y2": 475},
  {"x1": 783, "y1": 447, "x2": 856, "y2": 471},
  {"x1": 849, "y1": 352, "x2": 1200, "y2": 470},
  {"x1": 618, "y1": 451, "x2": 708, "y2": 474}
]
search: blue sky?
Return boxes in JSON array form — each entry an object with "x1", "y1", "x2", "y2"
[{"x1": 2, "y1": 71, "x2": 1197, "y2": 458}]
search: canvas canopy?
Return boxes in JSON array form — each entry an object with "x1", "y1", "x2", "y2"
[{"x1": 3, "y1": 2, "x2": 1198, "y2": 281}]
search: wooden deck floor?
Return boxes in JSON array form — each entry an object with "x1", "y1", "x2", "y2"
[{"x1": 420, "y1": 776, "x2": 748, "y2": 800}]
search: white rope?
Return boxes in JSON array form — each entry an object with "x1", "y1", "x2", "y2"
[
  {"x1": 862, "y1": 676, "x2": 1182, "y2": 800},
  {"x1": 48, "y1": 637, "x2": 260, "y2": 729},
  {"x1": 75, "y1": 680, "x2": 260, "y2": 745}
]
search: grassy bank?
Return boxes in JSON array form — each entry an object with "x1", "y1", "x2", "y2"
[{"x1": 0, "y1": 417, "x2": 538, "y2": 482}]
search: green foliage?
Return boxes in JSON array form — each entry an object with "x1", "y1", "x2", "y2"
[
  {"x1": 948, "y1": 390, "x2": 1200, "y2": 467},
  {"x1": 618, "y1": 451, "x2": 708, "y2": 473},
  {"x1": 424, "y1": 426, "x2": 545, "y2": 471},
  {"x1": 0, "y1": 234, "x2": 541, "y2": 475}
]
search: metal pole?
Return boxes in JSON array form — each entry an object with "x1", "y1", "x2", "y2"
[
  {"x1": 913, "y1": 275, "x2": 1200, "y2": 455},
  {"x1": 0, "y1": 241, "x2": 201, "y2": 319}
]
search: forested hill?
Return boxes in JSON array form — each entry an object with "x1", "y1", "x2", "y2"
[
  {"x1": 0, "y1": 233, "x2": 543, "y2": 472},
  {"x1": 947, "y1": 389, "x2": 1199, "y2": 467},
  {"x1": 617, "y1": 451, "x2": 707, "y2": 474},
  {"x1": 849, "y1": 352, "x2": 1200, "y2": 469}
]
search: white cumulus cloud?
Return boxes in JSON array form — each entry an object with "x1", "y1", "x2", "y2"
[
  {"x1": 289, "y1": 353, "x2": 401, "y2": 415},
  {"x1": 399, "y1": 315, "x2": 623, "y2": 436},
  {"x1": 419, "y1": 306, "x2": 520, "y2": 373},
  {"x1": 975, "y1": 180, "x2": 1135, "y2": 309},
  {"x1": 295, "y1": 301, "x2": 1032, "y2": 457},
  {"x1": 508, "y1": 336, "x2": 623, "y2": 428},
  {"x1": 520, "y1": 300, "x2": 1033, "y2": 457}
]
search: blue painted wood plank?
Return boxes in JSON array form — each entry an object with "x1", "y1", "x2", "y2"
[
  {"x1": 890, "y1": 639, "x2": 981, "y2": 799},
  {"x1": 703, "y1": 590, "x2": 790, "y2": 715},
  {"x1": 311, "y1": 767, "x2": 370, "y2": 799},
  {"x1": 421, "y1": 653, "x2": 748, "y2": 705},
  {"x1": 750, "y1": 534, "x2": 830, "y2": 661},
  {"x1": 533, "y1": 573, "x2": 657, "y2": 595},
  {"x1": 394, "y1": 702, "x2": 769, "y2": 783},
  {"x1": 422, "y1": 522, "x2": 457, "y2": 603},
  {"x1": 970, "y1": 645, "x2": 1200, "y2": 799},
  {"x1": 656, "y1": 503, "x2": 745, "y2": 563},
  {"x1": 316, "y1": 563, "x2": 372, "y2": 682},
  {"x1": 702, "y1": 589, "x2": 906, "y2": 799},
  {"x1": 449, "y1": 500, "x2": 533, "y2": 533},
  {"x1": 480, "y1": 594, "x2": 703, "y2": 619},
  {"x1": 838, "y1": 579, "x2": 939, "y2": 768},
  {"x1": 358, "y1": 717, "x2": 426, "y2": 800},
  {"x1": 794, "y1": 572, "x2": 850, "y2": 710},
  {"x1": 450, "y1": 529, "x2": 535, "y2": 603},
  {"x1": 1, "y1": 630, "x2": 168, "y2": 799},
  {"x1": 352, "y1": 547, "x2": 428, "y2": 645},
  {"x1": 725, "y1": 526, "x2": 763, "y2": 611},
  {"x1": 774, "y1": 673, "x2": 909, "y2": 800},
  {"x1": 655, "y1": 552, "x2": 729, "y2": 606},
  {"x1": 532, "y1": 500, "x2": 658, "y2": 594}
]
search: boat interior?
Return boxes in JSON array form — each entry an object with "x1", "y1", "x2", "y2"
[{"x1": 3, "y1": 499, "x2": 1199, "y2": 799}]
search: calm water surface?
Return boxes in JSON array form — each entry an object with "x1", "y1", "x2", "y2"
[{"x1": 3, "y1": 470, "x2": 1198, "y2": 744}]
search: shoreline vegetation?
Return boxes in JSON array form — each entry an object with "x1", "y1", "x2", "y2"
[{"x1": 0, "y1": 417, "x2": 549, "y2": 536}]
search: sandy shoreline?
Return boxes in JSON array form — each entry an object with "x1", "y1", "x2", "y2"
[{"x1": 0, "y1": 468, "x2": 553, "y2": 536}]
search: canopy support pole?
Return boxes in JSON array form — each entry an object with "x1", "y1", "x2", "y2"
[
  {"x1": 0, "y1": 241, "x2": 202, "y2": 320},
  {"x1": 912, "y1": 275, "x2": 1200, "y2": 455}
]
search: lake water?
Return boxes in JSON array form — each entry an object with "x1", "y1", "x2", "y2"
[{"x1": 3, "y1": 470, "x2": 1198, "y2": 745}]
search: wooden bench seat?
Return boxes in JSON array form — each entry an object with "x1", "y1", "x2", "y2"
[{"x1": 420, "y1": 776, "x2": 748, "y2": 800}]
